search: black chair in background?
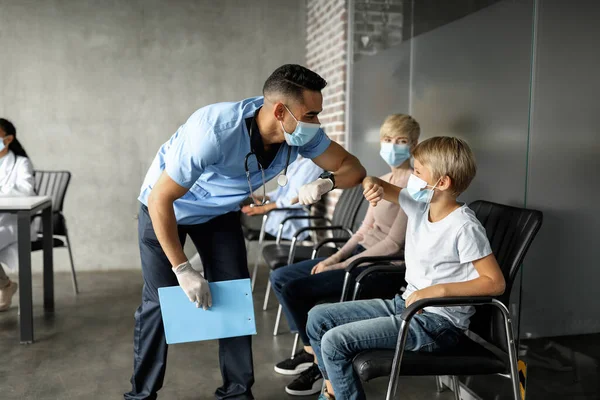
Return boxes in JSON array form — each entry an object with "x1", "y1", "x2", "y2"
[
  {"x1": 31, "y1": 170, "x2": 78, "y2": 294},
  {"x1": 346, "y1": 200, "x2": 543, "y2": 400},
  {"x1": 243, "y1": 202, "x2": 316, "y2": 292},
  {"x1": 264, "y1": 185, "x2": 368, "y2": 335}
]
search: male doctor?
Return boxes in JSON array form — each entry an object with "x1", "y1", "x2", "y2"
[{"x1": 125, "y1": 64, "x2": 366, "y2": 400}]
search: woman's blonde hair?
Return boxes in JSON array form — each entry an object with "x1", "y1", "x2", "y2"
[
  {"x1": 379, "y1": 114, "x2": 420, "y2": 144},
  {"x1": 412, "y1": 136, "x2": 477, "y2": 196}
]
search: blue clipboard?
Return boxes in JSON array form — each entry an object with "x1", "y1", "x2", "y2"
[{"x1": 158, "y1": 278, "x2": 256, "y2": 344}]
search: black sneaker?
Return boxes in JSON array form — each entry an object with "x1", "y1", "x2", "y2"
[
  {"x1": 285, "y1": 364, "x2": 323, "y2": 396},
  {"x1": 274, "y1": 350, "x2": 314, "y2": 376}
]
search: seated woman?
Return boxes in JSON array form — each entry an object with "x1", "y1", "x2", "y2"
[
  {"x1": 0, "y1": 118, "x2": 35, "y2": 311},
  {"x1": 270, "y1": 114, "x2": 420, "y2": 396}
]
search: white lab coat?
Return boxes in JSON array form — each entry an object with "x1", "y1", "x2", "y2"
[{"x1": 0, "y1": 151, "x2": 36, "y2": 271}]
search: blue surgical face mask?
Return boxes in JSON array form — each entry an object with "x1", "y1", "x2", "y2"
[
  {"x1": 0, "y1": 139, "x2": 5, "y2": 153},
  {"x1": 280, "y1": 105, "x2": 321, "y2": 147},
  {"x1": 380, "y1": 142, "x2": 410, "y2": 167},
  {"x1": 406, "y1": 173, "x2": 440, "y2": 204}
]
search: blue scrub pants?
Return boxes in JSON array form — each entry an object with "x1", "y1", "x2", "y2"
[{"x1": 124, "y1": 204, "x2": 254, "y2": 400}]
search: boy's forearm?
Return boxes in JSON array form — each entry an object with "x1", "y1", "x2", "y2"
[
  {"x1": 369, "y1": 176, "x2": 402, "y2": 204},
  {"x1": 437, "y1": 276, "x2": 506, "y2": 298}
]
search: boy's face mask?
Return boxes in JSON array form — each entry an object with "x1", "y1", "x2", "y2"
[{"x1": 406, "y1": 173, "x2": 441, "y2": 204}]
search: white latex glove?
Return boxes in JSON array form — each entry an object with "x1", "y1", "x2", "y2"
[
  {"x1": 297, "y1": 178, "x2": 334, "y2": 205},
  {"x1": 173, "y1": 261, "x2": 212, "y2": 310}
]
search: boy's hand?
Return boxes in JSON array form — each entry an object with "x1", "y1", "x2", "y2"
[
  {"x1": 405, "y1": 285, "x2": 446, "y2": 314},
  {"x1": 362, "y1": 176, "x2": 384, "y2": 207}
]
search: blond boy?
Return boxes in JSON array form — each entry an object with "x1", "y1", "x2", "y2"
[{"x1": 306, "y1": 137, "x2": 506, "y2": 400}]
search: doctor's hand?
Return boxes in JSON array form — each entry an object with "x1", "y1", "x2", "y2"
[
  {"x1": 173, "y1": 261, "x2": 212, "y2": 310},
  {"x1": 295, "y1": 178, "x2": 334, "y2": 205},
  {"x1": 362, "y1": 176, "x2": 384, "y2": 207}
]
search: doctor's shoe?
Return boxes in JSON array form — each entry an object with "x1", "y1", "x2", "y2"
[
  {"x1": 0, "y1": 281, "x2": 18, "y2": 312},
  {"x1": 285, "y1": 364, "x2": 323, "y2": 396},
  {"x1": 274, "y1": 349, "x2": 314, "y2": 375}
]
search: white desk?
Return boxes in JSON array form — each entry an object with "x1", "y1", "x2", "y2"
[{"x1": 0, "y1": 196, "x2": 54, "y2": 344}]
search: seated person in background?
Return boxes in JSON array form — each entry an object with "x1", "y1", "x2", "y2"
[
  {"x1": 271, "y1": 114, "x2": 420, "y2": 396},
  {"x1": 306, "y1": 136, "x2": 506, "y2": 400},
  {"x1": 241, "y1": 155, "x2": 323, "y2": 241},
  {"x1": 0, "y1": 118, "x2": 35, "y2": 311}
]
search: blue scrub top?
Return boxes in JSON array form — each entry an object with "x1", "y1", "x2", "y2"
[{"x1": 138, "y1": 97, "x2": 331, "y2": 225}]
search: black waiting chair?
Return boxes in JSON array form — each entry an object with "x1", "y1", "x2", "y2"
[
  {"x1": 263, "y1": 185, "x2": 368, "y2": 334},
  {"x1": 286, "y1": 254, "x2": 406, "y2": 359},
  {"x1": 345, "y1": 200, "x2": 543, "y2": 400},
  {"x1": 243, "y1": 202, "x2": 316, "y2": 292},
  {"x1": 31, "y1": 170, "x2": 78, "y2": 294}
]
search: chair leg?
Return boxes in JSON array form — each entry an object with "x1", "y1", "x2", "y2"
[
  {"x1": 250, "y1": 242, "x2": 260, "y2": 292},
  {"x1": 273, "y1": 304, "x2": 282, "y2": 336},
  {"x1": 65, "y1": 229, "x2": 79, "y2": 295},
  {"x1": 252, "y1": 216, "x2": 268, "y2": 293},
  {"x1": 291, "y1": 333, "x2": 299, "y2": 359},
  {"x1": 262, "y1": 279, "x2": 271, "y2": 311},
  {"x1": 435, "y1": 376, "x2": 445, "y2": 393},
  {"x1": 451, "y1": 376, "x2": 461, "y2": 400}
]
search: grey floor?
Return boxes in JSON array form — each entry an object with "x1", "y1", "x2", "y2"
[{"x1": 0, "y1": 269, "x2": 456, "y2": 400}]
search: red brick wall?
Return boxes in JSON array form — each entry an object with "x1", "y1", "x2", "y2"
[{"x1": 306, "y1": 0, "x2": 348, "y2": 217}]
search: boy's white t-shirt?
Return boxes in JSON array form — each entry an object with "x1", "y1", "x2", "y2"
[{"x1": 399, "y1": 189, "x2": 492, "y2": 330}]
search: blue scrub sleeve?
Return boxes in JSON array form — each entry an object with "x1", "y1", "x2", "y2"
[
  {"x1": 164, "y1": 120, "x2": 221, "y2": 188},
  {"x1": 299, "y1": 129, "x2": 331, "y2": 159}
]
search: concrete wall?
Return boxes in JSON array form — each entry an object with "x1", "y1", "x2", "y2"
[{"x1": 0, "y1": 0, "x2": 306, "y2": 271}]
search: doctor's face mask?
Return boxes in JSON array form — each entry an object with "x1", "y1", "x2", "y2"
[{"x1": 280, "y1": 105, "x2": 321, "y2": 147}]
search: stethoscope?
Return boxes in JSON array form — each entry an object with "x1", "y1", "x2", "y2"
[{"x1": 244, "y1": 115, "x2": 292, "y2": 206}]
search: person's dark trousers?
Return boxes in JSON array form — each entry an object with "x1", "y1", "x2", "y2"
[
  {"x1": 124, "y1": 204, "x2": 254, "y2": 400},
  {"x1": 270, "y1": 246, "x2": 366, "y2": 346}
]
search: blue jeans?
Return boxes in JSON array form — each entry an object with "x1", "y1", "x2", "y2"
[
  {"x1": 306, "y1": 295, "x2": 462, "y2": 400},
  {"x1": 270, "y1": 246, "x2": 366, "y2": 345}
]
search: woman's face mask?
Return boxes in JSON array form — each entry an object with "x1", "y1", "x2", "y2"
[{"x1": 380, "y1": 142, "x2": 411, "y2": 167}]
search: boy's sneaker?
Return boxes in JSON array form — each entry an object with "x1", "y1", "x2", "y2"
[
  {"x1": 285, "y1": 364, "x2": 323, "y2": 396},
  {"x1": 274, "y1": 350, "x2": 314, "y2": 375}
]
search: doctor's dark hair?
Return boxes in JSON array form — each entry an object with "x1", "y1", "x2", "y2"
[
  {"x1": 0, "y1": 118, "x2": 29, "y2": 159},
  {"x1": 263, "y1": 64, "x2": 327, "y2": 102}
]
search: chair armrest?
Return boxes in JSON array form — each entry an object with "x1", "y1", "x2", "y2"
[
  {"x1": 312, "y1": 238, "x2": 349, "y2": 259},
  {"x1": 345, "y1": 255, "x2": 405, "y2": 273},
  {"x1": 341, "y1": 255, "x2": 405, "y2": 302},
  {"x1": 400, "y1": 296, "x2": 496, "y2": 322},
  {"x1": 286, "y1": 226, "x2": 353, "y2": 265},
  {"x1": 354, "y1": 263, "x2": 406, "y2": 283},
  {"x1": 276, "y1": 215, "x2": 332, "y2": 243},
  {"x1": 266, "y1": 207, "x2": 309, "y2": 214},
  {"x1": 292, "y1": 225, "x2": 352, "y2": 240},
  {"x1": 352, "y1": 264, "x2": 407, "y2": 301}
]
